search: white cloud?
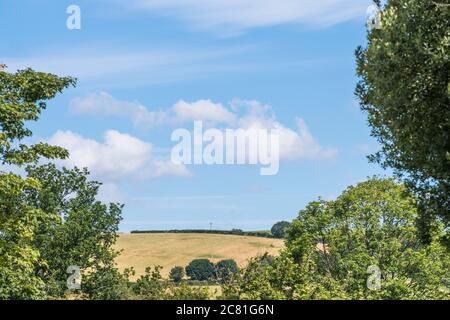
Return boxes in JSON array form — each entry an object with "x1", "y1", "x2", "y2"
[
  {"x1": 131, "y1": 0, "x2": 371, "y2": 33},
  {"x1": 97, "y1": 182, "x2": 127, "y2": 204},
  {"x1": 69, "y1": 92, "x2": 337, "y2": 161},
  {"x1": 70, "y1": 92, "x2": 167, "y2": 129},
  {"x1": 70, "y1": 94, "x2": 236, "y2": 128},
  {"x1": 48, "y1": 130, "x2": 191, "y2": 180},
  {"x1": 233, "y1": 100, "x2": 337, "y2": 161},
  {"x1": 172, "y1": 100, "x2": 236, "y2": 125}
]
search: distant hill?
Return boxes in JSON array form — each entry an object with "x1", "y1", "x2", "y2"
[{"x1": 114, "y1": 233, "x2": 284, "y2": 279}]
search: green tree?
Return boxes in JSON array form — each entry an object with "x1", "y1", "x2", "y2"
[
  {"x1": 0, "y1": 174, "x2": 47, "y2": 299},
  {"x1": 165, "y1": 283, "x2": 211, "y2": 300},
  {"x1": 221, "y1": 253, "x2": 303, "y2": 300},
  {"x1": 169, "y1": 266, "x2": 185, "y2": 283},
  {"x1": 185, "y1": 259, "x2": 215, "y2": 281},
  {"x1": 132, "y1": 266, "x2": 168, "y2": 300},
  {"x1": 224, "y1": 179, "x2": 450, "y2": 300},
  {"x1": 271, "y1": 221, "x2": 291, "y2": 239},
  {"x1": 355, "y1": 0, "x2": 450, "y2": 244},
  {"x1": 25, "y1": 164, "x2": 123, "y2": 297},
  {"x1": 215, "y1": 259, "x2": 238, "y2": 284},
  {"x1": 82, "y1": 266, "x2": 133, "y2": 300},
  {"x1": 286, "y1": 178, "x2": 449, "y2": 299},
  {"x1": 0, "y1": 67, "x2": 75, "y2": 299}
]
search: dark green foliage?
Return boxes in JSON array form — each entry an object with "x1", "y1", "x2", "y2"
[
  {"x1": 355, "y1": 0, "x2": 450, "y2": 244},
  {"x1": 0, "y1": 68, "x2": 75, "y2": 299},
  {"x1": 0, "y1": 68, "x2": 75, "y2": 166},
  {"x1": 185, "y1": 259, "x2": 216, "y2": 281},
  {"x1": 130, "y1": 229, "x2": 273, "y2": 238},
  {"x1": 25, "y1": 164, "x2": 123, "y2": 297},
  {"x1": 83, "y1": 266, "x2": 133, "y2": 300},
  {"x1": 132, "y1": 266, "x2": 168, "y2": 300},
  {"x1": 215, "y1": 259, "x2": 238, "y2": 283},
  {"x1": 225, "y1": 178, "x2": 449, "y2": 300},
  {"x1": 270, "y1": 221, "x2": 291, "y2": 239},
  {"x1": 169, "y1": 266, "x2": 185, "y2": 283}
]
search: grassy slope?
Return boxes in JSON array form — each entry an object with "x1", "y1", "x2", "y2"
[{"x1": 114, "y1": 233, "x2": 284, "y2": 279}]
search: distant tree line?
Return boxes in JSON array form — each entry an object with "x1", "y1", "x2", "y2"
[{"x1": 130, "y1": 229, "x2": 275, "y2": 238}]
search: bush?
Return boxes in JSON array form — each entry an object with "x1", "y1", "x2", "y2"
[
  {"x1": 83, "y1": 266, "x2": 133, "y2": 300},
  {"x1": 132, "y1": 266, "x2": 167, "y2": 300},
  {"x1": 169, "y1": 266, "x2": 185, "y2": 283},
  {"x1": 215, "y1": 259, "x2": 238, "y2": 283},
  {"x1": 185, "y1": 259, "x2": 215, "y2": 281},
  {"x1": 271, "y1": 221, "x2": 291, "y2": 239},
  {"x1": 166, "y1": 284, "x2": 211, "y2": 300}
]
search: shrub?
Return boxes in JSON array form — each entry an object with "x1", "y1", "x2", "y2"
[
  {"x1": 166, "y1": 283, "x2": 211, "y2": 300},
  {"x1": 215, "y1": 259, "x2": 238, "y2": 283},
  {"x1": 185, "y1": 259, "x2": 215, "y2": 281},
  {"x1": 132, "y1": 266, "x2": 167, "y2": 300},
  {"x1": 271, "y1": 221, "x2": 291, "y2": 239},
  {"x1": 169, "y1": 266, "x2": 185, "y2": 283}
]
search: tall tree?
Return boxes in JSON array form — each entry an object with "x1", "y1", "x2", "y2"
[
  {"x1": 355, "y1": 0, "x2": 450, "y2": 244},
  {"x1": 224, "y1": 179, "x2": 450, "y2": 300},
  {"x1": 286, "y1": 178, "x2": 449, "y2": 299},
  {"x1": 0, "y1": 67, "x2": 75, "y2": 299},
  {"x1": 25, "y1": 164, "x2": 123, "y2": 297}
]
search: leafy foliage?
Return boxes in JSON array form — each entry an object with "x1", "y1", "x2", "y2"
[
  {"x1": 0, "y1": 68, "x2": 75, "y2": 299},
  {"x1": 25, "y1": 164, "x2": 123, "y2": 297},
  {"x1": 215, "y1": 259, "x2": 239, "y2": 284},
  {"x1": 169, "y1": 266, "x2": 185, "y2": 283},
  {"x1": 355, "y1": 0, "x2": 450, "y2": 244},
  {"x1": 0, "y1": 173, "x2": 46, "y2": 299},
  {"x1": 132, "y1": 266, "x2": 168, "y2": 300},
  {"x1": 224, "y1": 178, "x2": 450, "y2": 300},
  {"x1": 271, "y1": 221, "x2": 291, "y2": 239},
  {"x1": 0, "y1": 68, "x2": 74, "y2": 166},
  {"x1": 186, "y1": 259, "x2": 216, "y2": 281},
  {"x1": 82, "y1": 266, "x2": 133, "y2": 300}
]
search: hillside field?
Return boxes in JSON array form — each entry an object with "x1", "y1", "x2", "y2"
[{"x1": 114, "y1": 233, "x2": 284, "y2": 279}]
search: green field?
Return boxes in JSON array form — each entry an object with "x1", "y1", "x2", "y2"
[{"x1": 115, "y1": 233, "x2": 284, "y2": 279}]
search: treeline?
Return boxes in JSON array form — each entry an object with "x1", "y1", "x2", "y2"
[{"x1": 130, "y1": 229, "x2": 273, "y2": 238}]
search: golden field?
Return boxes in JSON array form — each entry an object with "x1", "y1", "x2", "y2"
[{"x1": 114, "y1": 233, "x2": 284, "y2": 279}]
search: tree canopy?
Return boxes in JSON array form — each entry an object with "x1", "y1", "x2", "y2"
[
  {"x1": 224, "y1": 178, "x2": 450, "y2": 300},
  {"x1": 355, "y1": 0, "x2": 450, "y2": 244}
]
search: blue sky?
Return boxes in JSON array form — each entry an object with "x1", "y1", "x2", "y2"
[{"x1": 0, "y1": 0, "x2": 389, "y2": 231}]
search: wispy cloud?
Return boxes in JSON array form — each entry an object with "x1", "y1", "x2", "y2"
[
  {"x1": 1, "y1": 45, "x2": 252, "y2": 86},
  {"x1": 129, "y1": 0, "x2": 371, "y2": 34}
]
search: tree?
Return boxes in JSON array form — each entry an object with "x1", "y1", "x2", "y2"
[
  {"x1": 165, "y1": 284, "x2": 211, "y2": 300},
  {"x1": 355, "y1": 0, "x2": 450, "y2": 245},
  {"x1": 169, "y1": 266, "x2": 185, "y2": 283},
  {"x1": 0, "y1": 174, "x2": 47, "y2": 299},
  {"x1": 271, "y1": 221, "x2": 291, "y2": 239},
  {"x1": 221, "y1": 253, "x2": 302, "y2": 300},
  {"x1": 185, "y1": 259, "x2": 215, "y2": 281},
  {"x1": 25, "y1": 164, "x2": 123, "y2": 297},
  {"x1": 1, "y1": 67, "x2": 124, "y2": 300},
  {"x1": 215, "y1": 259, "x2": 238, "y2": 283},
  {"x1": 0, "y1": 67, "x2": 75, "y2": 299},
  {"x1": 132, "y1": 266, "x2": 168, "y2": 300},
  {"x1": 224, "y1": 179, "x2": 450, "y2": 300},
  {"x1": 286, "y1": 178, "x2": 449, "y2": 299},
  {"x1": 82, "y1": 266, "x2": 133, "y2": 300}
]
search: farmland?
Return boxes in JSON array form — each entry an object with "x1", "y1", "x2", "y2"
[{"x1": 115, "y1": 233, "x2": 284, "y2": 279}]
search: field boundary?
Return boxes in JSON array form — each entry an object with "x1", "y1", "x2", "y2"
[{"x1": 130, "y1": 229, "x2": 274, "y2": 239}]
